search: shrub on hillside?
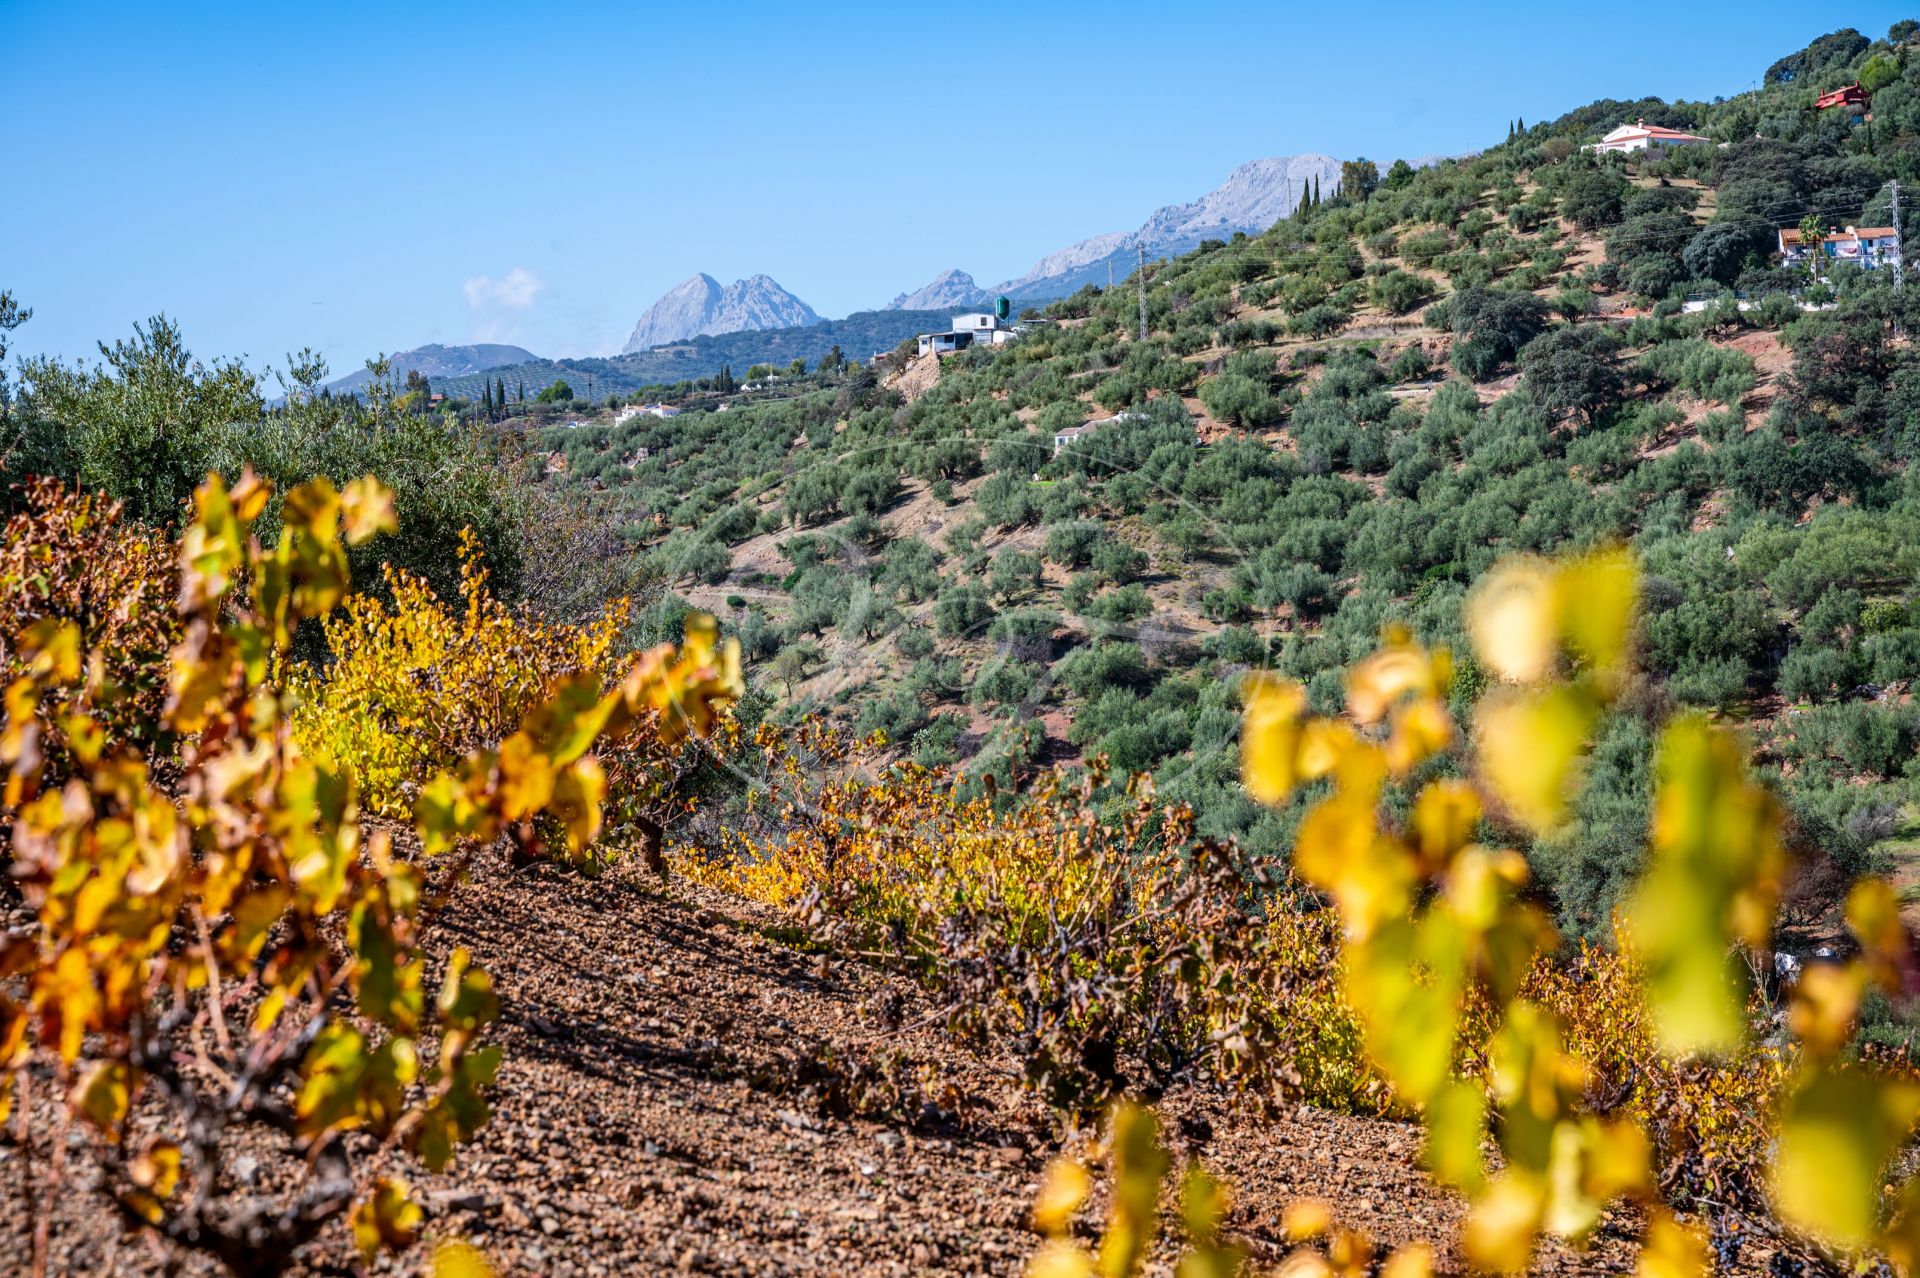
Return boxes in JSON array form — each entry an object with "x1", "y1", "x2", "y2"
[
  {"x1": 933, "y1": 581, "x2": 995, "y2": 637},
  {"x1": 1684, "y1": 220, "x2": 1773, "y2": 284},
  {"x1": 987, "y1": 546, "x2": 1044, "y2": 600},
  {"x1": 1640, "y1": 338, "x2": 1757, "y2": 406},
  {"x1": 1558, "y1": 168, "x2": 1630, "y2": 229},
  {"x1": 1077, "y1": 583, "x2": 1152, "y2": 624},
  {"x1": 1370, "y1": 268, "x2": 1434, "y2": 315},
  {"x1": 1519, "y1": 324, "x2": 1624, "y2": 424},
  {"x1": 1288, "y1": 301, "x2": 1349, "y2": 338},
  {"x1": 1436, "y1": 287, "x2": 1553, "y2": 381}
]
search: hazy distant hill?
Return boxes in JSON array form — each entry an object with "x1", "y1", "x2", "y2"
[
  {"x1": 876, "y1": 155, "x2": 1344, "y2": 309},
  {"x1": 325, "y1": 342, "x2": 537, "y2": 394},
  {"x1": 428, "y1": 308, "x2": 972, "y2": 401},
  {"x1": 991, "y1": 154, "x2": 1345, "y2": 300},
  {"x1": 887, "y1": 269, "x2": 994, "y2": 311},
  {"x1": 622, "y1": 274, "x2": 821, "y2": 353}
]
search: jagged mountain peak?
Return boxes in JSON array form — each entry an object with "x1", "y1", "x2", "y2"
[
  {"x1": 623, "y1": 274, "x2": 821, "y2": 354},
  {"x1": 992, "y1": 153, "x2": 1346, "y2": 300},
  {"x1": 887, "y1": 269, "x2": 994, "y2": 311}
]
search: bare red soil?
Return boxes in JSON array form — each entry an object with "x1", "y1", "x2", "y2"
[{"x1": 2, "y1": 853, "x2": 1755, "y2": 1276}]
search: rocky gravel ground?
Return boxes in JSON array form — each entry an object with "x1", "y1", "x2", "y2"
[{"x1": 2, "y1": 851, "x2": 1760, "y2": 1276}]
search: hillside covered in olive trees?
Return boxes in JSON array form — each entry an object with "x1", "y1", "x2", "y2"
[
  {"x1": 532, "y1": 23, "x2": 1920, "y2": 949},
  {"x1": 14, "y1": 20, "x2": 1920, "y2": 1278}
]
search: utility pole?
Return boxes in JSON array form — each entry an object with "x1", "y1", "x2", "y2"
[
  {"x1": 1137, "y1": 244, "x2": 1148, "y2": 342},
  {"x1": 1894, "y1": 180, "x2": 1906, "y2": 292}
]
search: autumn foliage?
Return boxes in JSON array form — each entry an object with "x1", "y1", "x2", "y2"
[
  {"x1": 0, "y1": 479, "x2": 181, "y2": 796},
  {"x1": 1233, "y1": 546, "x2": 1920, "y2": 1273},
  {"x1": 680, "y1": 726, "x2": 1376, "y2": 1119},
  {"x1": 0, "y1": 472, "x2": 740, "y2": 1274},
  {"x1": 292, "y1": 531, "x2": 739, "y2": 868},
  {"x1": 8, "y1": 464, "x2": 1920, "y2": 1277},
  {"x1": 697, "y1": 547, "x2": 1920, "y2": 1275},
  {"x1": 290, "y1": 530, "x2": 630, "y2": 820},
  {"x1": 977, "y1": 547, "x2": 1920, "y2": 1278}
]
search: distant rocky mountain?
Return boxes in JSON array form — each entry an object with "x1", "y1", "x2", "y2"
[
  {"x1": 991, "y1": 154, "x2": 1346, "y2": 300},
  {"x1": 325, "y1": 342, "x2": 538, "y2": 394},
  {"x1": 623, "y1": 274, "x2": 820, "y2": 354},
  {"x1": 887, "y1": 269, "x2": 994, "y2": 311}
]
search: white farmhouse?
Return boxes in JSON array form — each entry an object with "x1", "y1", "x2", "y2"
[
  {"x1": 1052, "y1": 424, "x2": 1092, "y2": 454},
  {"x1": 1053, "y1": 410, "x2": 1146, "y2": 454},
  {"x1": 1587, "y1": 119, "x2": 1712, "y2": 153},
  {"x1": 916, "y1": 312, "x2": 1017, "y2": 357}
]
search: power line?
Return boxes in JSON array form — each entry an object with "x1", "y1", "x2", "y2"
[
  {"x1": 1137, "y1": 244, "x2": 1149, "y2": 342},
  {"x1": 1387, "y1": 195, "x2": 1899, "y2": 260},
  {"x1": 1894, "y1": 180, "x2": 1906, "y2": 291},
  {"x1": 1124, "y1": 190, "x2": 1905, "y2": 343}
]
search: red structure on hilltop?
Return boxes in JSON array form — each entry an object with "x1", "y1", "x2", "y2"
[{"x1": 1816, "y1": 83, "x2": 1871, "y2": 110}]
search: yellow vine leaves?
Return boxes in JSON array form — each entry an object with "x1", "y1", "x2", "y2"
[
  {"x1": 1240, "y1": 545, "x2": 1920, "y2": 1270},
  {"x1": 1627, "y1": 716, "x2": 1786, "y2": 1056},
  {"x1": 293, "y1": 529, "x2": 740, "y2": 868},
  {"x1": 0, "y1": 469, "x2": 740, "y2": 1264}
]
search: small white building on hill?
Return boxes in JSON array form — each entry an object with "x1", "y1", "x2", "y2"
[
  {"x1": 917, "y1": 312, "x2": 1016, "y2": 357},
  {"x1": 1053, "y1": 410, "x2": 1147, "y2": 454},
  {"x1": 1588, "y1": 119, "x2": 1712, "y2": 153},
  {"x1": 616, "y1": 403, "x2": 681, "y2": 424}
]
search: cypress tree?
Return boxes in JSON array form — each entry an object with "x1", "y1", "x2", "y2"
[
  {"x1": 1518, "y1": 116, "x2": 1526, "y2": 133},
  {"x1": 1313, "y1": 175, "x2": 1321, "y2": 206},
  {"x1": 483, "y1": 381, "x2": 493, "y2": 412},
  {"x1": 517, "y1": 379, "x2": 524, "y2": 402},
  {"x1": 496, "y1": 376, "x2": 506, "y2": 409}
]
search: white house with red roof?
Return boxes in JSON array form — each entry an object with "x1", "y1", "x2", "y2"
[{"x1": 1587, "y1": 119, "x2": 1712, "y2": 153}]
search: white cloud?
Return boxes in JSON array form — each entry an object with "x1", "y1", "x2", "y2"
[
  {"x1": 463, "y1": 266, "x2": 545, "y2": 311},
  {"x1": 462, "y1": 266, "x2": 546, "y2": 342}
]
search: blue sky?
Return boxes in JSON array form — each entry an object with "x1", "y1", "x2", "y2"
[{"x1": 3, "y1": 2, "x2": 1912, "y2": 375}]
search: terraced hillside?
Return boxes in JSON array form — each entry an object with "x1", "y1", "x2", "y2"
[
  {"x1": 15, "y1": 22, "x2": 1920, "y2": 1278},
  {"x1": 535, "y1": 29, "x2": 1920, "y2": 955}
]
